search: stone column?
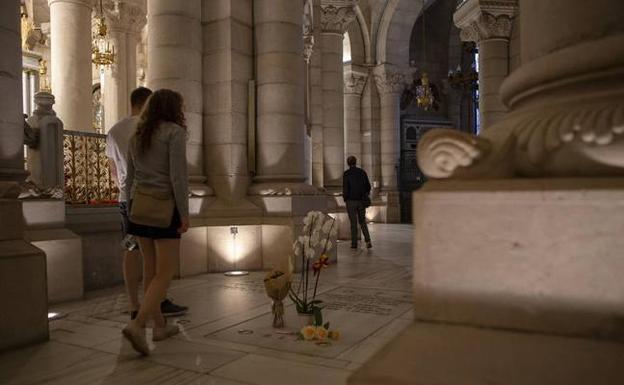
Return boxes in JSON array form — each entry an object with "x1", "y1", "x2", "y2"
[
  {"x1": 201, "y1": 0, "x2": 253, "y2": 203},
  {"x1": 454, "y1": 0, "x2": 518, "y2": 130},
  {"x1": 303, "y1": 0, "x2": 315, "y2": 185},
  {"x1": 0, "y1": 0, "x2": 48, "y2": 351},
  {"x1": 147, "y1": 0, "x2": 208, "y2": 192},
  {"x1": 343, "y1": 69, "x2": 367, "y2": 162},
  {"x1": 253, "y1": 0, "x2": 306, "y2": 184},
  {"x1": 320, "y1": 0, "x2": 356, "y2": 189},
  {"x1": 48, "y1": 0, "x2": 93, "y2": 131},
  {"x1": 373, "y1": 66, "x2": 405, "y2": 223},
  {"x1": 310, "y1": 0, "x2": 325, "y2": 188},
  {"x1": 103, "y1": 1, "x2": 145, "y2": 131}
]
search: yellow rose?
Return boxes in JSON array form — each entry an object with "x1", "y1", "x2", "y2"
[
  {"x1": 301, "y1": 325, "x2": 316, "y2": 341},
  {"x1": 315, "y1": 326, "x2": 328, "y2": 340},
  {"x1": 329, "y1": 330, "x2": 340, "y2": 340}
]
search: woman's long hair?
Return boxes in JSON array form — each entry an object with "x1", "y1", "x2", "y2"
[{"x1": 135, "y1": 89, "x2": 186, "y2": 153}]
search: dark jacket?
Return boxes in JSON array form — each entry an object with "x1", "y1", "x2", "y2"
[{"x1": 342, "y1": 166, "x2": 371, "y2": 201}]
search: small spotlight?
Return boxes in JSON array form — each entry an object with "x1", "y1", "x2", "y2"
[
  {"x1": 48, "y1": 312, "x2": 65, "y2": 321},
  {"x1": 224, "y1": 270, "x2": 249, "y2": 277}
]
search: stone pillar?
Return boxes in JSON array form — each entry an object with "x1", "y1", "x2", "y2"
[
  {"x1": 0, "y1": 0, "x2": 48, "y2": 351},
  {"x1": 360, "y1": 72, "x2": 381, "y2": 192},
  {"x1": 253, "y1": 0, "x2": 306, "y2": 184},
  {"x1": 201, "y1": 0, "x2": 253, "y2": 203},
  {"x1": 310, "y1": 0, "x2": 325, "y2": 188},
  {"x1": 343, "y1": 69, "x2": 367, "y2": 162},
  {"x1": 373, "y1": 66, "x2": 405, "y2": 223},
  {"x1": 303, "y1": 0, "x2": 315, "y2": 185},
  {"x1": 103, "y1": 1, "x2": 145, "y2": 131},
  {"x1": 147, "y1": 0, "x2": 208, "y2": 192},
  {"x1": 48, "y1": 0, "x2": 93, "y2": 131},
  {"x1": 320, "y1": 0, "x2": 356, "y2": 189},
  {"x1": 454, "y1": 0, "x2": 518, "y2": 130}
]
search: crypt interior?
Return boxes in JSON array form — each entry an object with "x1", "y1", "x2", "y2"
[{"x1": 1, "y1": 0, "x2": 623, "y2": 384}]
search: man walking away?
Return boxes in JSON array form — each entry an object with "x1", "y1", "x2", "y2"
[
  {"x1": 106, "y1": 87, "x2": 188, "y2": 319},
  {"x1": 342, "y1": 156, "x2": 372, "y2": 249}
]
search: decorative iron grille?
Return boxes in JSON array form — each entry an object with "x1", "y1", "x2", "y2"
[{"x1": 63, "y1": 130, "x2": 118, "y2": 204}]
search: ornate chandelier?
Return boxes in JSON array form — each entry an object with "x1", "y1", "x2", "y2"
[{"x1": 92, "y1": 0, "x2": 115, "y2": 68}]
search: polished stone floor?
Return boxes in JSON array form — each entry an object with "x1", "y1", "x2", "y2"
[{"x1": 0, "y1": 224, "x2": 414, "y2": 385}]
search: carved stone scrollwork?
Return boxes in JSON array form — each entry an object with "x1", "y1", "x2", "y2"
[
  {"x1": 418, "y1": 98, "x2": 624, "y2": 179},
  {"x1": 344, "y1": 72, "x2": 367, "y2": 95},
  {"x1": 320, "y1": 0, "x2": 357, "y2": 34}
]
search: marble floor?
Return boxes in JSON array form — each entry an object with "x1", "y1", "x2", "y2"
[{"x1": 0, "y1": 224, "x2": 414, "y2": 385}]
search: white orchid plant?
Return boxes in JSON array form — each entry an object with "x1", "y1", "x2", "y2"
[{"x1": 290, "y1": 211, "x2": 338, "y2": 323}]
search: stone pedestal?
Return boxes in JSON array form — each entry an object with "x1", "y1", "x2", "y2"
[
  {"x1": 0, "y1": 226, "x2": 48, "y2": 351},
  {"x1": 26, "y1": 92, "x2": 64, "y2": 189},
  {"x1": 48, "y1": 0, "x2": 93, "y2": 131},
  {"x1": 23, "y1": 200, "x2": 82, "y2": 303},
  {"x1": 413, "y1": 179, "x2": 624, "y2": 338},
  {"x1": 349, "y1": 321, "x2": 624, "y2": 385}
]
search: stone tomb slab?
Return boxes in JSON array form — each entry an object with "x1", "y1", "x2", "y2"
[{"x1": 208, "y1": 287, "x2": 413, "y2": 358}]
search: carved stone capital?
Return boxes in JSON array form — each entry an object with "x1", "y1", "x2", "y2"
[
  {"x1": 454, "y1": 0, "x2": 518, "y2": 42},
  {"x1": 320, "y1": 0, "x2": 357, "y2": 34},
  {"x1": 104, "y1": 0, "x2": 146, "y2": 34},
  {"x1": 344, "y1": 71, "x2": 367, "y2": 95},
  {"x1": 372, "y1": 66, "x2": 407, "y2": 95}
]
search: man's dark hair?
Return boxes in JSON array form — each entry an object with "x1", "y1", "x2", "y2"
[
  {"x1": 347, "y1": 156, "x2": 357, "y2": 167},
  {"x1": 130, "y1": 87, "x2": 152, "y2": 109}
]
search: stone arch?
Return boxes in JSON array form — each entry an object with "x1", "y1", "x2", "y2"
[
  {"x1": 376, "y1": 0, "x2": 423, "y2": 66},
  {"x1": 345, "y1": 5, "x2": 370, "y2": 65}
]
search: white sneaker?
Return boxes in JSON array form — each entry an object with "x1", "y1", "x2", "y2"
[
  {"x1": 122, "y1": 323, "x2": 149, "y2": 355},
  {"x1": 153, "y1": 323, "x2": 180, "y2": 342}
]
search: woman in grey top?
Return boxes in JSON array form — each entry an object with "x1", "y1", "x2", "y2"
[{"x1": 122, "y1": 89, "x2": 189, "y2": 355}]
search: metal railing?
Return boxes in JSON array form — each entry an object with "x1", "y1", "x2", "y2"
[{"x1": 63, "y1": 130, "x2": 118, "y2": 205}]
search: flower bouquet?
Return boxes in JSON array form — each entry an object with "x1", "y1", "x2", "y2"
[
  {"x1": 298, "y1": 302, "x2": 340, "y2": 344},
  {"x1": 289, "y1": 211, "x2": 337, "y2": 326},
  {"x1": 263, "y1": 270, "x2": 292, "y2": 328}
]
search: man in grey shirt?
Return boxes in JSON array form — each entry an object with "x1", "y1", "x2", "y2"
[{"x1": 106, "y1": 87, "x2": 188, "y2": 319}]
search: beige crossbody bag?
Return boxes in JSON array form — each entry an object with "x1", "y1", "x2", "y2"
[{"x1": 129, "y1": 185, "x2": 175, "y2": 228}]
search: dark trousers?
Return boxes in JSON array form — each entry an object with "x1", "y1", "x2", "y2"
[{"x1": 346, "y1": 200, "x2": 371, "y2": 246}]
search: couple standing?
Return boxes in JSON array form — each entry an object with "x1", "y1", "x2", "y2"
[{"x1": 106, "y1": 87, "x2": 189, "y2": 355}]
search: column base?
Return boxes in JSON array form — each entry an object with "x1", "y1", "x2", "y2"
[{"x1": 0, "y1": 239, "x2": 48, "y2": 351}]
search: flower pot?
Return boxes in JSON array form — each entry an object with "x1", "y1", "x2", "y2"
[{"x1": 296, "y1": 312, "x2": 314, "y2": 328}]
